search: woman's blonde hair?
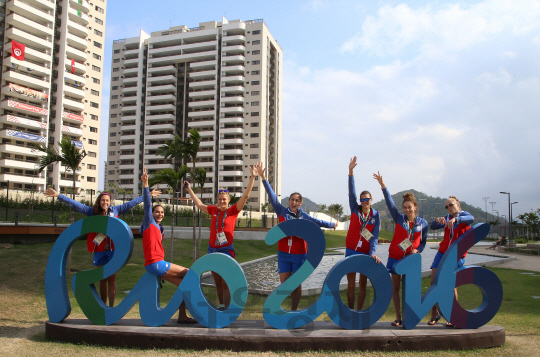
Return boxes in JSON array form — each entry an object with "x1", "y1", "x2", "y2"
[{"x1": 448, "y1": 195, "x2": 459, "y2": 202}]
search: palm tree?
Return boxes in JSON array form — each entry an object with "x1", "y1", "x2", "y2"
[
  {"x1": 34, "y1": 137, "x2": 86, "y2": 223},
  {"x1": 156, "y1": 129, "x2": 201, "y2": 261},
  {"x1": 189, "y1": 167, "x2": 206, "y2": 259},
  {"x1": 149, "y1": 166, "x2": 189, "y2": 262}
]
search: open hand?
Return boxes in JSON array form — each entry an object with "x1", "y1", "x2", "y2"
[
  {"x1": 349, "y1": 156, "x2": 357, "y2": 173},
  {"x1": 150, "y1": 189, "x2": 161, "y2": 197},
  {"x1": 45, "y1": 187, "x2": 59, "y2": 198},
  {"x1": 141, "y1": 167, "x2": 148, "y2": 186},
  {"x1": 373, "y1": 171, "x2": 385, "y2": 188}
]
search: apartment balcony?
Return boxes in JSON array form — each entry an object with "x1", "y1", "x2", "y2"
[
  {"x1": 188, "y1": 99, "x2": 216, "y2": 108},
  {"x1": 219, "y1": 149, "x2": 243, "y2": 155},
  {"x1": 120, "y1": 114, "x2": 137, "y2": 122},
  {"x1": 2, "y1": 68, "x2": 49, "y2": 91},
  {"x1": 145, "y1": 132, "x2": 173, "y2": 141},
  {"x1": 7, "y1": 0, "x2": 54, "y2": 24},
  {"x1": 121, "y1": 104, "x2": 137, "y2": 113},
  {"x1": 220, "y1": 116, "x2": 244, "y2": 125},
  {"x1": 182, "y1": 40, "x2": 218, "y2": 52},
  {"x1": 148, "y1": 65, "x2": 176, "y2": 75},
  {"x1": 61, "y1": 124, "x2": 83, "y2": 136},
  {"x1": 218, "y1": 181, "x2": 243, "y2": 188},
  {"x1": 66, "y1": 32, "x2": 88, "y2": 51},
  {"x1": 0, "y1": 173, "x2": 46, "y2": 185},
  {"x1": 197, "y1": 161, "x2": 215, "y2": 167},
  {"x1": 5, "y1": 27, "x2": 51, "y2": 52},
  {"x1": 123, "y1": 67, "x2": 138, "y2": 76},
  {"x1": 145, "y1": 113, "x2": 175, "y2": 122},
  {"x1": 65, "y1": 57, "x2": 86, "y2": 75},
  {"x1": 124, "y1": 48, "x2": 139, "y2": 59},
  {"x1": 223, "y1": 34, "x2": 246, "y2": 44},
  {"x1": 188, "y1": 119, "x2": 215, "y2": 128},
  {"x1": 199, "y1": 140, "x2": 215, "y2": 147},
  {"x1": 0, "y1": 114, "x2": 47, "y2": 130},
  {"x1": 220, "y1": 85, "x2": 245, "y2": 94},
  {"x1": 124, "y1": 58, "x2": 139, "y2": 68},
  {"x1": 121, "y1": 95, "x2": 138, "y2": 104},
  {"x1": 188, "y1": 89, "x2": 216, "y2": 99},
  {"x1": 220, "y1": 127, "x2": 244, "y2": 135},
  {"x1": 66, "y1": 44, "x2": 87, "y2": 62},
  {"x1": 120, "y1": 133, "x2": 138, "y2": 141},
  {"x1": 221, "y1": 75, "x2": 245, "y2": 84},
  {"x1": 59, "y1": 179, "x2": 81, "y2": 189},
  {"x1": 67, "y1": 15, "x2": 88, "y2": 38},
  {"x1": 220, "y1": 170, "x2": 243, "y2": 177},
  {"x1": 147, "y1": 103, "x2": 175, "y2": 112},
  {"x1": 0, "y1": 143, "x2": 39, "y2": 155},
  {"x1": 148, "y1": 51, "x2": 216, "y2": 66},
  {"x1": 147, "y1": 94, "x2": 176, "y2": 104},
  {"x1": 0, "y1": 158, "x2": 42, "y2": 170},
  {"x1": 2, "y1": 99, "x2": 48, "y2": 116},
  {"x1": 120, "y1": 144, "x2": 136, "y2": 151},
  {"x1": 26, "y1": 0, "x2": 55, "y2": 11},
  {"x1": 118, "y1": 162, "x2": 135, "y2": 170},
  {"x1": 220, "y1": 96, "x2": 244, "y2": 104},
  {"x1": 222, "y1": 44, "x2": 245, "y2": 55},
  {"x1": 6, "y1": 12, "x2": 53, "y2": 39},
  {"x1": 145, "y1": 163, "x2": 174, "y2": 170},
  {"x1": 144, "y1": 143, "x2": 164, "y2": 151},
  {"x1": 198, "y1": 151, "x2": 214, "y2": 157},
  {"x1": 188, "y1": 109, "x2": 215, "y2": 118},
  {"x1": 63, "y1": 82, "x2": 85, "y2": 99},
  {"x1": 189, "y1": 80, "x2": 215, "y2": 90},
  {"x1": 219, "y1": 138, "x2": 243, "y2": 145},
  {"x1": 219, "y1": 159, "x2": 243, "y2": 166},
  {"x1": 4, "y1": 42, "x2": 50, "y2": 64},
  {"x1": 189, "y1": 69, "x2": 216, "y2": 80},
  {"x1": 190, "y1": 60, "x2": 217, "y2": 70},
  {"x1": 0, "y1": 128, "x2": 46, "y2": 144},
  {"x1": 63, "y1": 96, "x2": 84, "y2": 111},
  {"x1": 62, "y1": 111, "x2": 84, "y2": 123},
  {"x1": 122, "y1": 85, "x2": 138, "y2": 95},
  {"x1": 147, "y1": 74, "x2": 176, "y2": 85},
  {"x1": 123, "y1": 76, "x2": 139, "y2": 85},
  {"x1": 69, "y1": 0, "x2": 90, "y2": 13},
  {"x1": 120, "y1": 124, "x2": 137, "y2": 132},
  {"x1": 68, "y1": 6, "x2": 89, "y2": 25},
  {"x1": 221, "y1": 55, "x2": 245, "y2": 65},
  {"x1": 222, "y1": 65, "x2": 245, "y2": 75},
  {"x1": 220, "y1": 106, "x2": 244, "y2": 115},
  {"x1": 64, "y1": 71, "x2": 86, "y2": 86},
  {"x1": 147, "y1": 84, "x2": 176, "y2": 95},
  {"x1": 145, "y1": 123, "x2": 174, "y2": 131}
]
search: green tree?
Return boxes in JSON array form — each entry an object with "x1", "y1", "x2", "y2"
[
  {"x1": 517, "y1": 212, "x2": 540, "y2": 240},
  {"x1": 149, "y1": 166, "x2": 189, "y2": 261},
  {"x1": 317, "y1": 203, "x2": 327, "y2": 213},
  {"x1": 189, "y1": 167, "x2": 206, "y2": 259},
  {"x1": 328, "y1": 203, "x2": 343, "y2": 222},
  {"x1": 156, "y1": 129, "x2": 201, "y2": 261}
]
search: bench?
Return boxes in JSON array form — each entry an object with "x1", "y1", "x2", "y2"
[
  {"x1": 498, "y1": 242, "x2": 516, "y2": 252},
  {"x1": 518, "y1": 243, "x2": 540, "y2": 255}
]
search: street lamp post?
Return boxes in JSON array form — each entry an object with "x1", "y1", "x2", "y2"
[
  {"x1": 419, "y1": 199, "x2": 426, "y2": 218},
  {"x1": 511, "y1": 202, "x2": 518, "y2": 237},
  {"x1": 500, "y1": 192, "x2": 511, "y2": 242},
  {"x1": 489, "y1": 201, "x2": 496, "y2": 221},
  {"x1": 482, "y1": 197, "x2": 490, "y2": 223},
  {"x1": 435, "y1": 203, "x2": 441, "y2": 241}
]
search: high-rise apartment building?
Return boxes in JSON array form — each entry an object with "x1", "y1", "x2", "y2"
[
  {"x1": 107, "y1": 18, "x2": 282, "y2": 210},
  {"x1": 0, "y1": 0, "x2": 107, "y2": 195}
]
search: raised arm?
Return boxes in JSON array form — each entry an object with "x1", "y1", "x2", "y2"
[
  {"x1": 301, "y1": 211, "x2": 336, "y2": 229},
  {"x1": 141, "y1": 167, "x2": 153, "y2": 230},
  {"x1": 374, "y1": 171, "x2": 401, "y2": 222},
  {"x1": 348, "y1": 157, "x2": 359, "y2": 212},
  {"x1": 46, "y1": 187, "x2": 94, "y2": 216},
  {"x1": 185, "y1": 180, "x2": 209, "y2": 215},
  {"x1": 257, "y1": 162, "x2": 284, "y2": 212},
  {"x1": 235, "y1": 163, "x2": 257, "y2": 211}
]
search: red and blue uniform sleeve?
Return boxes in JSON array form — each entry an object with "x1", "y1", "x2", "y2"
[
  {"x1": 57, "y1": 194, "x2": 94, "y2": 216},
  {"x1": 262, "y1": 179, "x2": 287, "y2": 217},
  {"x1": 456, "y1": 211, "x2": 474, "y2": 225},
  {"x1": 417, "y1": 218, "x2": 429, "y2": 253},
  {"x1": 110, "y1": 195, "x2": 144, "y2": 216},
  {"x1": 300, "y1": 211, "x2": 336, "y2": 229},
  {"x1": 349, "y1": 175, "x2": 359, "y2": 213},
  {"x1": 369, "y1": 211, "x2": 381, "y2": 255},
  {"x1": 430, "y1": 218, "x2": 445, "y2": 230},
  {"x1": 139, "y1": 187, "x2": 153, "y2": 234},
  {"x1": 382, "y1": 187, "x2": 403, "y2": 224}
]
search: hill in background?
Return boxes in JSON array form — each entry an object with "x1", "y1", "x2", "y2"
[{"x1": 280, "y1": 196, "x2": 320, "y2": 212}]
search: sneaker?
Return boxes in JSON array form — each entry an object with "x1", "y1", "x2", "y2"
[{"x1": 218, "y1": 304, "x2": 226, "y2": 311}]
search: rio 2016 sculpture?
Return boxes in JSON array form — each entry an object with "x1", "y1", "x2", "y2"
[{"x1": 45, "y1": 217, "x2": 502, "y2": 330}]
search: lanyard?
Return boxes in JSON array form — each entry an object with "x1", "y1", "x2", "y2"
[
  {"x1": 405, "y1": 217, "x2": 416, "y2": 242},
  {"x1": 215, "y1": 209, "x2": 227, "y2": 233}
]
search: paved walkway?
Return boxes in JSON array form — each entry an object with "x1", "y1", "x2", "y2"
[{"x1": 468, "y1": 245, "x2": 540, "y2": 272}]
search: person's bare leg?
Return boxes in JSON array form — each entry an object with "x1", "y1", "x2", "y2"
[
  {"x1": 107, "y1": 273, "x2": 117, "y2": 307},
  {"x1": 346, "y1": 272, "x2": 357, "y2": 309},
  {"x1": 99, "y1": 279, "x2": 107, "y2": 304},
  {"x1": 279, "y1": 271, "x2": 297, "y2": 310},
  {"x1": 223, "y1": 281, "x2": 230, "y2": 308},
  {"x1": 357, "y1": 274, "x2": 368, "y2": 310},
  {"x1": 291, "y1": 285, "x2": 302, "y2": 311},
  {"x1": 211, "y1": 272, "x2": 224, "y2": 305},
  {"x1": 430, "y1": 268, "x2": 438, "y2": 319},
  {"x1": 158, "y1": 263, "x2": 191, "y2": 322},
  {"x1": 391, "y1": 274, "x2": 402, "y2": 323}
]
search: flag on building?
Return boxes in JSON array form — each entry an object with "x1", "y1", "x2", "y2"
[
  {"x1": 11, "y1": 40, "x2": 25, "y2": 60},
  {"x1": 71, "y1": 59, "x2": 75, "y2": 74}
]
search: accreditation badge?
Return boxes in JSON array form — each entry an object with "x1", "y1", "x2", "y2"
[
  {"x1": 398, "y1": 239, "x2": 412, "y2": 252},
  {"x1": 93, "y1": 233, "x2": 107, "y2": 245},
  {"x1": 361, "y1": 228, "x2": 373, "y2": 240},
  {"x1": 217, "y1": 231, "x2": 227, "y2": 246}
]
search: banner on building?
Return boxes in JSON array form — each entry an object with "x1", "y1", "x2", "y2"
[
  {"x1": 7, "y1": 100, "x2": 49, "y2": 115},
  {"x1": 71, "y1": 59, "x2": 75, "y2": 74},
  {"x1": 8, "y1": 83, "x2": 48, "y2": 101},
  {"x1": 6, "y1": 130, "x2": 46, "y2": 142},
  {"x1": 71, "y1": 140, "x2": 83, "y2": 148},
  {"x1": 7, "y1": 115, "x2": 48, "y2": 129},
  {"x1": 11, "y1": 40, "x2": 25, "y2": 60},
  {"x1": 62, "y1": 111, "x2": 84, "y2": 122}
]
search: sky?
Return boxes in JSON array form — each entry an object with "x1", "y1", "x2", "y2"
[{"x1": 98, "y1": 0, "x2": 540, "y2": 219}]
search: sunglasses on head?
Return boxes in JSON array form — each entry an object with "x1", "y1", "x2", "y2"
[
  {"x1": 360, "y1": 198, "x2": 371, "y2": 202},
  {"x1": 445, "y1": 203, "x2": 456, "y2": 209},
  {"x1": 219, "y1": 189, "x2": 229, "y2": 193}
]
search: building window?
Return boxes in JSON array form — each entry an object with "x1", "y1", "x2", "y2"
[
  {"x1": 112, "y1": 86, "x2": 119, "y2": 90},
  {"x1": 250, "y1": 133, "x2": 259, "y2": 138},
  {"x1": 94, "y1": 41, "x2": 102, "y2": 49},
  {"x1": 90, "y1": 102, "x2": 99, "y2": 108},
  {"x1": 251, "y1": 101, "x2": 259, "y2": 106},
  {"x1": 95, "y1": 17, "x2": 104, "y2": 25},
  {"x1": 252, "y1": 40, "x2": 260, "y2": 45},
  {"x1": 109, "y1": 161, "x2": 115, "y2": 165},
  {"x1": 110, "y1": 132, "x2": 116, "y2": 137},
  {"x1": 252, "y1": 60, "x2": 260, "y2": 65},
  {"x1": 113, "y1": 49, "x2": 120, "y2": 54},
  {"x1": 87, "y1": 176, "x2": 96, "y2": 182},
  {"x1": 89, "y1": 127, "x2": 98, "y2": 133},
  {"x1": 89, "y1": 139, "x2": 97, "y2": 145},
  {"x1": 111, "y1": 95, "x2": 118, "y2": 99},
  {"x1": 111, "y1": 104, "x2": 118, "y2": 109},
  {"x1": 250, "y1": 154, "x2": 259, "y2": 159},
  {"x1": 93, "y1": 53, "x2": 102, "y2": 60},
  {"x1": 109, "y1": 151, "x2": 116, "y2": 156},
  {"x1": 251, "y1": 112, "x2": 259, "y2": 116},
  {"x1": 249, "y1": 197, "x2": 259, "y2": 202},
  {"x1": 92, "y1": 77, "x2": 100, "y2": 84},
  {"x1": 95, "y1": 6, "x2": 104, "y2": 13},
  {"x1": 94, "y1": 29, "x2": 103, "y2": 37},
  {"x1": 252, "y1": 30, "x2": 261, "y2": 35},
  {"x1": 108, "y1": 170, "x2": 115, "y2": 175},
  {"x1": 92, "y1": 65, "x2": 101, "y2": 72},
  {"x1": 251, "y1": 81, "x2": 260, "y2": 85},
  {"x1": 88, "y1": 151, "x2": 97, "y2": 158},
  {"x1": 110, "y1": 123, "x2": 117, "y2": 127},
  {"x1": 251, "y1": 70, "x2": 260, "y2": 75},
  {"x1": 110, "y1": 142, "x2": 116, "y2": 146},
  {"x1": 110, "y1": 114, "x2": 117, "y2": 118},
  {"x1": 112, "y1": 77, "x2": 119, "y2": 81},
  {"x1": 252, "y1": 50, "x2": 260, "y2": 55},
  {"x1": 91, "y1": 89, "x2": 99, "y2": 96},
  {"x1": 90, "y1": 114, "x2": 98, "y2": 120},
  {"x1": 251, "y1": 91, "x2": 260, "y2": 95},
  {"x1": 250, "y1": 143, "x2": 259, "y2": 148},
  {"x1": 87, "y1": 164, "x2": 96, "y2": 170},
  {"x1": 250, "y1": 123, "x2": 259, "y2": 127},
  {"x1": 113, "y1": 59, "x2": 120, "y2": 63},
  {"x1": 113, "y1": 67, "x2": 120, "y2": 72}
]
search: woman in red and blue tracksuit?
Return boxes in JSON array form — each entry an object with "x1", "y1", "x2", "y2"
[
  {"x1": 183, "y1": 163, "x2": 257, "y2": 310},
  {"x1": 428, "y1": 196, "x2": 473, "y2": 327},
  {"x1": 345, "y1": 156, "x2": 381, "y2": 310},
  {"x1": 374, "y1": 172, "x2": 428, "y2": 327},
  {"x1": 257, "y1": 162, "x2": 337, "y2": 311},
  {"x1": 45, "y1": 186, "x2": 160, "y2": 307},
  {"x1": 139, "y1": 167, "x2": 193, "y2": 323}
]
